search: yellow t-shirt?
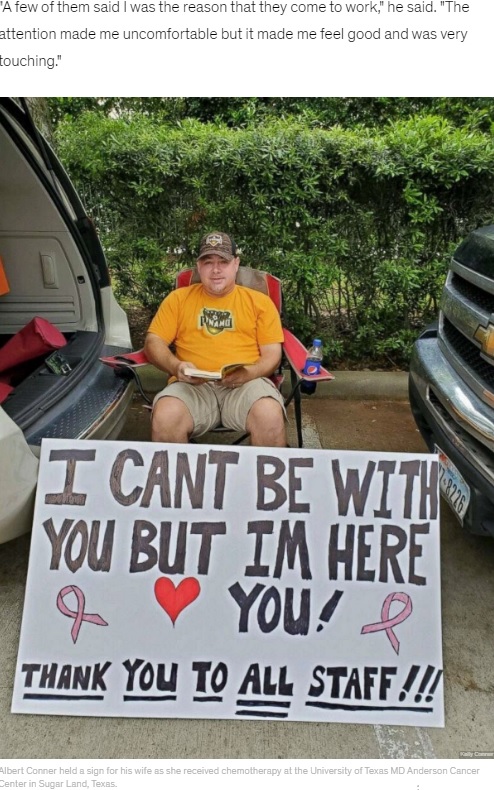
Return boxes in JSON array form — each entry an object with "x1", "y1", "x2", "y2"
[{"x1": 148, "y1": 284, "x2": 284, "y2": 372}]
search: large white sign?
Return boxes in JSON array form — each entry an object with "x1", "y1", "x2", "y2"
[{"x1": 12, "y1": 439, "x2": 443, "y2": 726}]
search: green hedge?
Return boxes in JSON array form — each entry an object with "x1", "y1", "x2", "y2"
[{"x1": 55, "y1": 113, "x2": 494, "y2": 366}]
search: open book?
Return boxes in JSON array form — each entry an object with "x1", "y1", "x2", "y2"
[{"x1": 182, "y1": 363, "x2": 251, "y2": 380}]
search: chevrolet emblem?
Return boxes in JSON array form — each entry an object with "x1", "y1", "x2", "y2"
[{"x1": 474, "y1": 323, "x2": 494, "y2": 357}]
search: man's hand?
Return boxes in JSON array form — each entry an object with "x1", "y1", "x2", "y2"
[
  {"x1": 221, "y1": 343, "x2": 282, "y2": 389},
  {"x1": 221, "y1": 366, "x2": 253, "y2": 388},
  {"x1": 176, "y1": 361, "x2": 206, "y2": 385}
]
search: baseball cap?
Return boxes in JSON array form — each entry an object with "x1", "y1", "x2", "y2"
[{"x1": 197, "y1": 232, "x2": 236, "y2": 261}]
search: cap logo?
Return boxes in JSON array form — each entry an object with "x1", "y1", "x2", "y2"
[{"x1": 207, "y1": 234, "x2": 223, "y2": 247}]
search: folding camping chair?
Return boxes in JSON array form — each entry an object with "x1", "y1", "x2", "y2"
[{"x1": 101, "y1": 266, "x2": 334, "y2": 447}]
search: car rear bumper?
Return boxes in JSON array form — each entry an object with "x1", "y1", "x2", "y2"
[{"x1": 22, "y1": 348, "x2": 135, "y2": 446}]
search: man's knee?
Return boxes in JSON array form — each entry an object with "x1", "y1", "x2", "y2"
[
  {"x1": 152, "y1": 396, "x2": 193, "y2": 442},
  {"x1": 248, "y1": 396, "x2": 284, "y2": 423},
  {"x1": 247, "y1": 396, "x2": 286, "y2": 446}
]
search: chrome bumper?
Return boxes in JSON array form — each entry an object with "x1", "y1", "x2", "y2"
[{"x1": 410, "y1": 335, "x2": 494, "y2": 487}]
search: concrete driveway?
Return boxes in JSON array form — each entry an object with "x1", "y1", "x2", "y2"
[{"x1": 0, "y1": 376, "x2": 493, "y2": 759}]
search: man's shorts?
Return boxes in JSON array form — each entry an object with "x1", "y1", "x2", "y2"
[{"x1": 153, "y1": 378, "x2": 287, "y2": 438}]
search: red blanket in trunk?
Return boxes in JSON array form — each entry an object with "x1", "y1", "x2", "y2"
[{"x1": 0, "y1": 317, "x2": 67, "y2": 383}]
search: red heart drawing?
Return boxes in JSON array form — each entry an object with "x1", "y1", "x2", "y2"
[{"x1": 154, "y1": 577, "x2": 201, "y2": 624}]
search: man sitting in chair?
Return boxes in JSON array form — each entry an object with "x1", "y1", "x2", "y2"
[{"x1": 144, "y1": 231, "x2": 287, "y2": 447}]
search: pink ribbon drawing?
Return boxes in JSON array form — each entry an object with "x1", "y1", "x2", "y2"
[
  {"x1": 56, "y1": 585, "x2": 108, "y2": 644},
  {"x1": 361, "y1": 592, "x2": 413, "y2": 655}
]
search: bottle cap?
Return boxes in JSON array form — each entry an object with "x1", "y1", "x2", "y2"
[{"x1": 313, "y1": 339, "x2": 322, "y2": 346}]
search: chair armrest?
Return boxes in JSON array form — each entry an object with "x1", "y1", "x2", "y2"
[
  {"x1": 99, "y1": 349, "x2": 153, "y2": 405},
  {"x1": 100, "y1": 349, "x2": 150, "y2": 368},
  {"x1": 282, "y1": 328, "x2": 334, "y2": 382}
]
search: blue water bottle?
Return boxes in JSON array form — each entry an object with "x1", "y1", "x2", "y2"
[
  {"x1": 303, "y1": 339, "x2": 323, "y2": 376},
  {"x1": 301, "y1": 339, "x2": 323, "y2": 394}
]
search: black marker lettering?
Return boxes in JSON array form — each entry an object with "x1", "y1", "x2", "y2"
[
  {"x1": 140, "y1": 451, "x2": 171, "y2": 508},
  {"x1": 288, "y1": 458, "x2": 313, "y2": 513},
  {"x1": 109, "y1": 449, "x2": 144, "y2": 506},
  {"x1": 245, "y1": 521, "x2": 273, "y2": 577},
  {"x1": 190, "y1": 522, "x2": 227, "y2": 574},
  {"x1": 332, "y1": 460, "x2": 376, "y2": 516},
  {"x1": 208, "y1": 450, "x2": 240, "y2": 509},
  {"x1": 257, "y1": 455, "x2": 287, "y2": 510},
  {"x1": 273, "y1": 520, "x2": 312, "y2": 580},
  {"x1": 175, "y1": 452, "x2": 206, "y2": 508},
  {"x1": 374, "y1": 460, "x2": 396, "y2": 518},
  {"x1": 45, "y1": 449, "x2": 96, "y2": 506}
]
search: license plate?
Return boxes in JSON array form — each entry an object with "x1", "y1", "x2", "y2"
[{"x1": 435, "y1": 445, "x2": 471, "y2": 523}]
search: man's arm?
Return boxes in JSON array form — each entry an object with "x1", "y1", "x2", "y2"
[
  {"x1": 221, "y1": 343, "x2": 282, "y2": 387},
  {"x1": 144, "y1": 332, "x2": 203, "y2": 383}
]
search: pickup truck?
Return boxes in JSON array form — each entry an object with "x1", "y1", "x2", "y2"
[{"x1": 409, "y1": 225, "x2": 494, "y2": 537}]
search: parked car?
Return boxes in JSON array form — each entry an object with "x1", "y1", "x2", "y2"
[
  {"x1": 0, "y1": 98, "x2": 134, "y2": 543},
  {"x1": 409, "y1": 225, "x2": 494, "y2": 537}
]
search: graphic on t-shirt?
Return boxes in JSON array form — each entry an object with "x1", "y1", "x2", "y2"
[{"x1": 199, "y1": 307, "x2": 234, "y2": 335}]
